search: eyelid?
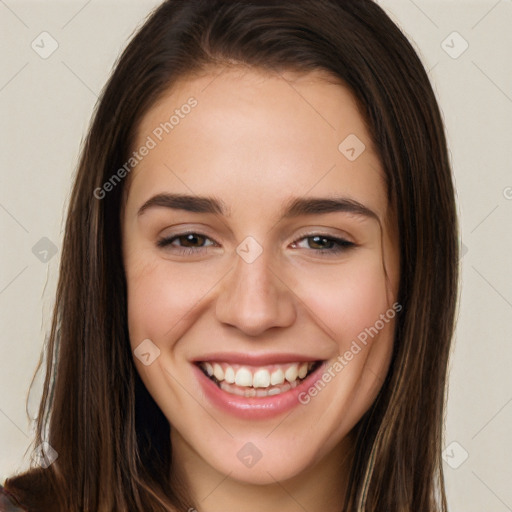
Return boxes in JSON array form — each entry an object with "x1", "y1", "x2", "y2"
[{"x1": 291, "y1": 227, "x2": 356, "y2": 245}]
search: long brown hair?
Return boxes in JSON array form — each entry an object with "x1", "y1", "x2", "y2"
[{"x1": 4, "y1": 1, "x2": 458, "y2": 510}]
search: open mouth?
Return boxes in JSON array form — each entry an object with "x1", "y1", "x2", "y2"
[{"x1": 197, "y1": 360, "x2": 323, "y2": 398}]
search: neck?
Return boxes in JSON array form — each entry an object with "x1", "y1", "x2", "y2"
[{"x1": 171, "y1": 430, "x2": 356, "y2": 512}]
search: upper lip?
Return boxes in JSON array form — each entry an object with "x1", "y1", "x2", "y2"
[{"x1": 192, "y1": 352, "x2": 324, "y2": 366}]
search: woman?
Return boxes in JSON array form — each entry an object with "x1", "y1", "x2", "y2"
[{"x1": 1, "y1": 0, "x2": 458, "y2": 510}]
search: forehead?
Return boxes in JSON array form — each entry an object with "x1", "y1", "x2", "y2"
[{"x1": 126, "y1": 67, "x2": 387, "y2": 219}]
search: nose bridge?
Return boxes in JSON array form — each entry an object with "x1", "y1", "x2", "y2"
[
  {"x1": 238, "y1": 252, "x2": 277, "y2": 304},
  {"x1": 215, "y1": 246, "x2": 296, "y2": 335}
]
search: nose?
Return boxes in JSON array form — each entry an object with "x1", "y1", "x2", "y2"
[{"x1": 215, "y1": 250, "x2": 296, "y2": 337}]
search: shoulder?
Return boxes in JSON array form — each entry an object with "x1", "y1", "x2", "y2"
[{"x1": 0, "y1": 484, "x2": 29, "y2": 512}]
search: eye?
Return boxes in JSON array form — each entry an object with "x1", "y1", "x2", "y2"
[
  {"x1": 157, "y1": 232, "x2": 217, "y2": 252},
  {"x1": 291, "y1": 234, "x2": 354, "y2": 255},
  {"x1": 156, "y1": 232, "x2": 354, "y2": 257}
]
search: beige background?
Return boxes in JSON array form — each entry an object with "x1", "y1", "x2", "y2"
[{"x1": 1, "y1": 0, "x2": 511, "y2": 510}]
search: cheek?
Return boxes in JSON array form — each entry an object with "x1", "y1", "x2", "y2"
[
  {"x1": 124, "y1": 254, "x2": 222, "y2": 348},
  {"x1": 286, "y1": 254, "x2": 396, "y2": 436},
  {"x1": 289, "y1": 251, "x2": 392, "y2": 344}
]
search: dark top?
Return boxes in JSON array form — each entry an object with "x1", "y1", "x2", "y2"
[{"x1": 0, "y1": 484, "x2": 28, "y2": 512}]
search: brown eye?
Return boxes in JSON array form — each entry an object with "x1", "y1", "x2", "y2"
[
  {"x1": 156, "y1": 232, "x2": 216, "y2": 250},
  {"x1": 307, "y1": 236, "x2": 336, "y2": 250},
  {"x1": 291, "y1": 234, "x2": 355, "y2": 255},
  {"x1": 175, "y1": 233, "x2": 208, "y2": 247}
]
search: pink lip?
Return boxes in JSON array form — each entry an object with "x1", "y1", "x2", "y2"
[
  {"x1": 193, "y1": 352, "x2": 322, "y2": 366},
  {"x1": 193, "y1": 360, "x2": 327, "y2": 419}
]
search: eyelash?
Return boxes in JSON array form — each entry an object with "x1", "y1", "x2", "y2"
[{"x1": 156, "y1": 231, "x2": 355, "y2": 256}]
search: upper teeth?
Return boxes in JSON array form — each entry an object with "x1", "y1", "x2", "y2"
[{"x1": 201, "y1": 361, "x2": 313, "y2": 388}]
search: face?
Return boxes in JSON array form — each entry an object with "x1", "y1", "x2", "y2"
[{"x1": 121, "y1": 67, "x2": 400, "y2": 486}]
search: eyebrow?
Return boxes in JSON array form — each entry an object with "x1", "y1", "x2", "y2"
[
  {"x1": 137, "y1": 193, "x2": 379, "y2": 221},
  {"x1": 282, "y1": 197, "x2": 379, "y2": 221},
  {"x1": 137, "y1": 193, "x2": 228, "y2": 216}
]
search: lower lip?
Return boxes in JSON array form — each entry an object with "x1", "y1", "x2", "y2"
[{"x1": 193, "y1": 362, "x2": 326, "y2": 419}]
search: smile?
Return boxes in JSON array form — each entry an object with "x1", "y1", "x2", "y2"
[
  {"x1": 193, "y1": 356, "x2": 327, "y2": 419},
  {"x1": 199, "y1": 361, "x2": 322, "y2": 398}
]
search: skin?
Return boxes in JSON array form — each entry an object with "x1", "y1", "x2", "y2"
[{"x1": 121, "y1": 66, "x2": 400, "y2": 512}]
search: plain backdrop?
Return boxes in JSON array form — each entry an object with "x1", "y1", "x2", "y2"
[{"x1": 1, "y1": 1, "x2": 511, "y2": 510}]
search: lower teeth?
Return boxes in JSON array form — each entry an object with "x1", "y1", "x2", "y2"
[{"x1": 219, "y1": 379, "x2": 299, "y2": 397}]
